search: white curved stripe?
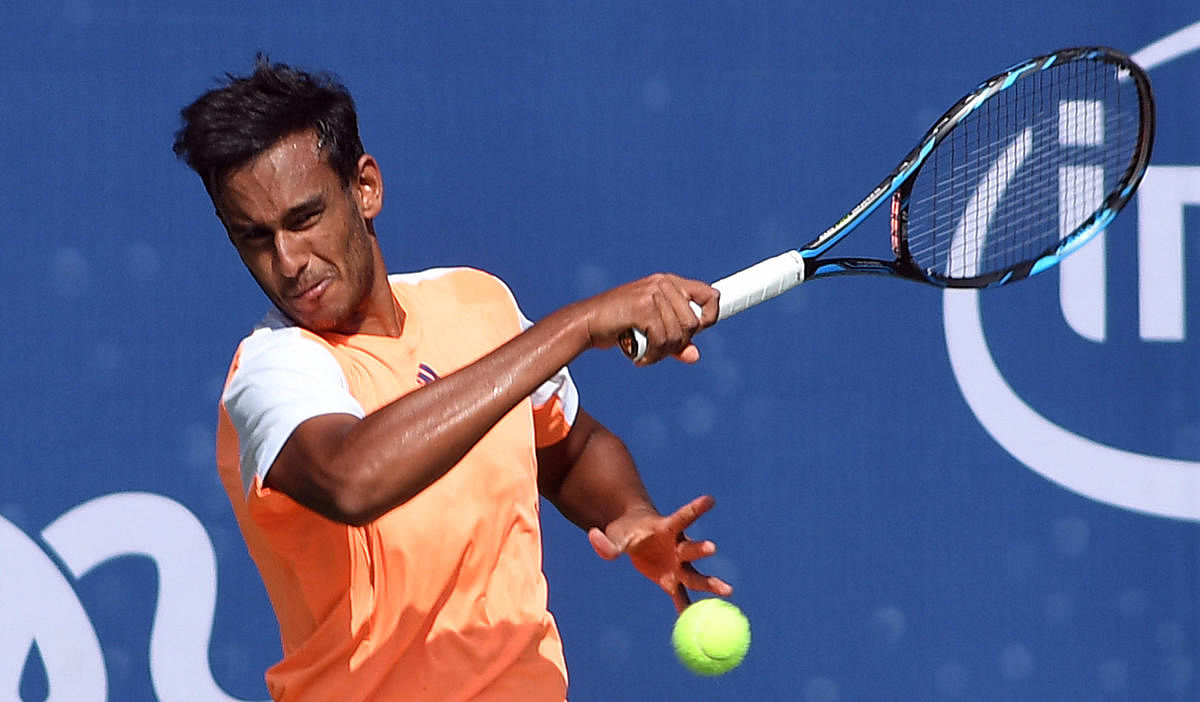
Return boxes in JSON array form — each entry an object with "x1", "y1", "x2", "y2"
[
  {"x1": 1059, "y1": 230, "x2": 1106, "y2": 341},
  {"x1": 1131, "y1": 19, "x2": 1200, "y2": 70},
  {"x1": 0, "y1": 517, "x2": 106, "y2": 701},
  {"x1": 944, "y1": 290, "x2": 1200, "y2": 521},
  {"x1": 41, "y1": 493, "x2": 270, "y2": 702},
  {"x1": 943, "y1": 27, "x2": 1200, "y2": 521},
  {"x1": 947, "y1": 130, "x2": 1032, "y2": 278}
]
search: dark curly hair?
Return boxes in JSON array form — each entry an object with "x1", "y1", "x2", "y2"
[{"x1": 173, "y1": 55, "x2": 364, "y2": 197}]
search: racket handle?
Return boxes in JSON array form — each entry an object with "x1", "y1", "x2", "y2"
[{"x1": 620, "y1": 250, "x2": 806, "y2": 361}]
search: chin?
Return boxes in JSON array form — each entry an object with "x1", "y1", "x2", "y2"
[
  {"x1": 276, "y1": 303, "x2": 338, "y2": 332},
  {"x1": 276, "y1": 288, "x2": 365, "y2": 333},
  {"x1": 298, "y1": 313, "x2": 347, "y2": 333}
]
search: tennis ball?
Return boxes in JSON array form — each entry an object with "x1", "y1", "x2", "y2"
[{"x1": 671, "y1": 598, "x2": 751, "y2": 676}]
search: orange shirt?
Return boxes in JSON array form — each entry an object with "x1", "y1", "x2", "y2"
[{"x1": 216, "y1": 268, "x2": 577, "y2": 701}]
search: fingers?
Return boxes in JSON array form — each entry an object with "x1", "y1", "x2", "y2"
[
  {"x1": 673, "y1": 343, "x2": 701, "y2": 365},
  {"x1": 670, "y1": 583, "x2": 691, "y2": 614},
  {"x1": 676, "y1": 537, "x2": 716, "y2": 563},
  {"x1": 677, "y1": 562, "x2": 734, "y2": 597},
  {"x1": 662, "y1": 277, "x2": 704, "y2": 335},
  {"x1": 598, "y1": 494, "x2": 733, "y2": 612},
  {"x1": 682, "y1": 279, "x2": 720, "y2": 327},
  {"x1": 588, "y1": 527, "x2": 622, "y2": 561},
  {"x1": 604, "y1": 273, "x2": 717, "y2": 366},
  {"x1": 650, "y1": 282, "x2": 692, "y2": 358},
  {"x1": 675, "y1": 536, "x2": 732, "y2": 596},
  {"x1": 667, "y1": 498, "x2": 733, "y2": 603},
  {"x1": 635, "y1": 275, "x2": 704, "y2": 365},
  {"x1": 664, "y1": 559, "x2": 733, "y2": 613},
  {"x1": 662, "y1": 494, "x2": 716, "y2": 534}
]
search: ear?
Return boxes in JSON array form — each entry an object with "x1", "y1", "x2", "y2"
[{"x1": 354, "y1": 154, "x2": 383, "y2": 220}]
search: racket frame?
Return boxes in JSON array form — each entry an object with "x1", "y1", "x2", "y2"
[
  {"x1": 809, "y1": 46, "x2": 1155, "y2": 289},
  {"x1": 621, "y1": 46, "x2": 1155, "y2": 360}
]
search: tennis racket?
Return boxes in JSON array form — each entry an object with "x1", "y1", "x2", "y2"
[{"x1": 620, "y1": 46, "x2": 1155, "y2": 361}]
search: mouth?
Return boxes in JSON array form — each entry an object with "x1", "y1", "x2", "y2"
[{"x1": 288, "y1": 276, "x2": 332, "y2": 304}]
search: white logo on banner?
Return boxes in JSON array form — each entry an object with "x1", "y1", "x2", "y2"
[
  {"x1": 3, "y1": 493, "x2": 266, "y2": 701},
  {"x1": 944, "y1": 21, "x2": 1200, "y2": 521}
]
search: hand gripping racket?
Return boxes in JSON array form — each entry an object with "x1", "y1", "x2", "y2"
[{"x1": 620, "y1": 46, "x2": 1155, "y2": 361}]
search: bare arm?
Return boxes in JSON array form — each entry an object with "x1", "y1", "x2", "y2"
[
  {"x1": 263, "y1": 274, "x2": 717, "y2": 525},
  {"x1": 536, "y1": 408, "x2": 656, "y2": 530},
  {"x1": 537, "y1": 408, "x2": 733, "y2": 612}
]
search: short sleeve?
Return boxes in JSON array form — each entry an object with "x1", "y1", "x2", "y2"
[
  {"x1": 518, "y1": 309, "x2": 580, "y2": 446},
  {"x1": 223, "y1": 328, "x2": 366, "y2": 495}
]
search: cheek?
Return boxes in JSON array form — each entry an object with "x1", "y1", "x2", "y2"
[
  {"x1": 237, "y1": 250, "x2": 275, "y2": 287},
  {"x1": 346, "y1": 226, "x2": 377, "y2": 277}
]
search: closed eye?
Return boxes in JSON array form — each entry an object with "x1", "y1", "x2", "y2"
[
  {"x1": 288, "y1": 207, "x2": 323, "y2": 230},
  {"x1": 284, "y1": 196, "x2": 327, "y2": 231},
  {"x1": 232, "y1": 226, "x2": 273, "y2": 244}
]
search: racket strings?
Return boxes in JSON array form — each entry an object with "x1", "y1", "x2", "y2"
[
  {"x1": 904, "y1": 57, "x2": 1143, "y2": 280},
  {"x1": 907, "y1": 106, "x2": 1139, "y2": 203},
  {"x1": 907, "y1": 124, "x2": 1135, "y2": 262},
  {"x1": 920, "y1": 69, "x2": 1133, "y2": 275},
  {"x1": 926, "y1": 69, "x2": 1094, "y2": 271}
]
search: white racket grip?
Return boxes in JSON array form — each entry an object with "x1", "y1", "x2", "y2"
[
  {"x1": 710, "y1": 249, "x2": 807, "y2": 320},
  {"x1": 622, "y1": 250, "x2": 806, "y2": 361}
]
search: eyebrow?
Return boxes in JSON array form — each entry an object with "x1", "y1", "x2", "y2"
[
  {"x1": 285, "y1": 195, "x2": 325, "y2": 218},
  {"x1": 224, "y1": 193, "x2": 326, "y2": 230}
]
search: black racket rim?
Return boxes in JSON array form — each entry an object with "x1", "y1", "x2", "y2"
[{"x1": 891, "y1": 46, "x2": 1156, "y2": 289}]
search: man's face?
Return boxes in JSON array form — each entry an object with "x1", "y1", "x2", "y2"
[{"x1": 215, "y1": 131, "x2": 381, "y2": 334}]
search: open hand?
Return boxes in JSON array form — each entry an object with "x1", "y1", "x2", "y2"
[{"x1": 587, "y1": 495, "x2": 733, "y2": 613}]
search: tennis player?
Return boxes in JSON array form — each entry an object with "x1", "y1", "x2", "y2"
[{"x1": 173, "y1": 57, "x2": 732, "y2": 701}]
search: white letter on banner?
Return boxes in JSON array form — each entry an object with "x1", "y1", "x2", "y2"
[
  {"x1": 41, "y1": 492, "x2": 269, "y2": 702},
  {"x1": 1057, "y1": 99, "x2": 1107, "y2": 343},
  {"x1": 0, "y1": 516, "x2": 106, "y2": 701},
  {"x1": 1136, "y1": 165, "x2": 1200, "y2": 341}
]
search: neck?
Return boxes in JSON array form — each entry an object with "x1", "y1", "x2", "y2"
[{"x1": 354, "y1": 248, "x2": 404, "y2": 337}]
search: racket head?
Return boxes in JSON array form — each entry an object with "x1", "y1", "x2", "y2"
[{"x1": 889, "y1": 47, "x2": 1155, "y2": 288}]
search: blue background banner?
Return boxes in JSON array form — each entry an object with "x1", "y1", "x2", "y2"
[{"x1": 2, "y1": 3, "x2": 1199, "y2": 700}]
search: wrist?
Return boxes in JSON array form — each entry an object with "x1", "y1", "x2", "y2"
[
  {"x1": 612, "y1": 502, "x2": 659, "y2": 525},
  {"x1": 544, "y1": 299, "x2": 603, "y2": 353}
]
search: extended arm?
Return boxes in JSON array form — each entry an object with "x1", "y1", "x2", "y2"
[{"x1": 262, "y1": 275, "x2": 717, "y2": 525}]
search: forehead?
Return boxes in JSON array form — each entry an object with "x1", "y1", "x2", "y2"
[{"x1": 217, "y1": 131, "x2": 337, "y2": 220}]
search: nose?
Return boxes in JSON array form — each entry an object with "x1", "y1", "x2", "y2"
[{"x1": 273, "y1": 230, "x2": 308, "y2": 279}]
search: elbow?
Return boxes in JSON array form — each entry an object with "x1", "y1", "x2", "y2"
[
  {"x1": 270, "y1": 441, "x2": 440, "y2": 526},
  {"x1": 293, "y1": 459, "x2": 393, "y2": 527},
  {"x1": 322, "y1": 477, "x2": 390, "y2": 527},
  {"x1": 327, "y1": 502, "x2": 376, "y2": 528},
  {"x1": 317, "y1": 455, "x2": 435, "y2": 526}
]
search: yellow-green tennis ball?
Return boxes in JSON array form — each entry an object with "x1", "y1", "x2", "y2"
[{"x1": 672, "y1": 598, "x2": 751, "y2": 676}]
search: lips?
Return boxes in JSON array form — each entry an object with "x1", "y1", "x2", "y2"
[{"x1": 289, "y1": 276, "x2": 331, "y2": 304}]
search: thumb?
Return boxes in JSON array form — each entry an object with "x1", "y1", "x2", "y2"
[
  {"x1": 588, "y1": 527, "x2": 623, "y2": 560},
  {"x1": 674, "y1": 343, "x2": 701, "y2": 364}
]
